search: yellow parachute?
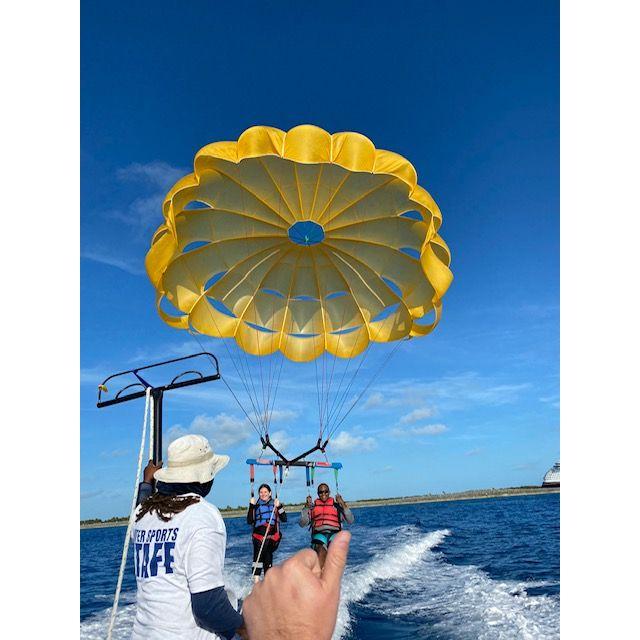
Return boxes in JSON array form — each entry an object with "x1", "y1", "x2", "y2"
[{"x1": 146, "y1": 125, "x2": 453, "y2": 364}]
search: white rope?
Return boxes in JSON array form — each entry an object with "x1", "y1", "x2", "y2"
[
  {"x1": 250, "y1": 466, "x2": 290, "y2": 583},
  {"x1": 149, "y1": 395, "x2": 155, "y2": 461},
  {"x1": 106, "y1": 387, "x2": 152, "y2": 640}
]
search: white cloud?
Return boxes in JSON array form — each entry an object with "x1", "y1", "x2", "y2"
[
  {"x1": 372, "y1": 465, "x2": 394, "y2": 474},
  {"x1": 127, "y1": 340, "x2": 204, "y2": 364},
  {"x1": 399, "y1": 407, "x2": 436, "y2": 424},
  {"x1": 116, "y1": 161, "x2": 186, "y2": 188},
  {"x1": 539, "y1": 394, "x2": 560, "y2": 409},
  {"x1": 356, "y1": 372, "x2": 531, "y2": 415},
  {"x1": 82, "y1": 249, "x2": 145, "y2": 275},
  {"x1": 464, "y1": 448, "x2": 483, "y2": 457},
  {"x1": 513, "y1": 462, "x2": 537, "y2": 471},
  {"x1": 81, "y1": 366, "x2": 107, "y2": 385},
  {"x1": 167, "y1": 413, "x2": 254, "y2": 449},
  {"x1": 329, "y1": 430, "x2": 377, "y2": 453},
  {"x1": 266, "y1": 429, "x2": 292, "y2": 453},
  {"x1": 391, "y1": 423, "x2": 449, "y2": 438},
  {"x1": 81, "y1": 490, "x2": 105, "y2": 500},
  {"x1": 248, "y1": 429, "x2": 293, "y2": 457},
  {"x1": 100, "y1": 449, "x2": 131, "y2": 459},
  {"x1": 412, "y1": 424, "x2": 448, "y2": 435},
  {"x1": 106, "y1": 161, "x2": 188, "y2": 233},
  {"x1": 517, "y1": 303, "x2": 559, "y2": 320},
  {"x1": 80, "y1": 489, "x2": 123, "y2": 500},
  {"x1": 251, "y1": 408, "x2": 298, "y2": 426},
  {"x1": 363, "y1": 392, "x2": 384, "y2": 409}
]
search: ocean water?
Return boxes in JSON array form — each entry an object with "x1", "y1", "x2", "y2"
[{"x1": 81, "y1": 493, "x2": 559, "y2": 639}]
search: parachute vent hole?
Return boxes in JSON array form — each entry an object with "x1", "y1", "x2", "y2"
[
  {"x1": 183, "y1": 201, "x2": 210, "y2": 210},
  {"x1": 245, "y1": 321, "x2": 277, "y2": 334},
  {"x1": 370, "y1": 303, "x2": 400, "y2": 323},
  {"x1": 287, "y1": 332, "x2": 320, "y2": 339},
  {"x1": 262, "y1": 288, "x2": 286, "y2": 299},
  {"x1": 381, "y1": 276, "x2": 403, "y2": 298},
  {"x1": 400, "y1": 210, "x2": 423, "y2": 221},
  {"x1": 204, "y1": 272, "x2": 227, "y2": 291},
  {"x1": 288, "y1": 220, "x2": 325, "y2": 246},
  {"x1": 326, "y1": 291, "x2": 348, "y2": 300},
  {"x1": 183, "y1": 240, "x2": 211, "y2": 254},
  {"x1": 208, "y1": 298, "x2": 237, "y2": 318},
  {"x1": 400, "y1": 247, "x2": 421, "y2": 260}
]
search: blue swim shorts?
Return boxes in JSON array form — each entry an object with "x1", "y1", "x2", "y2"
[{"x1": 311, "y1": 531, "x2": 339, "y2": 549}]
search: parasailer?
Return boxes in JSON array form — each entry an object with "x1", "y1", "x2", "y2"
[
  {"x1": 247, "y1": 483, "x2": 288, "y2": 581},
  {"x1": 145, "y1": 124, "x2": 453, "y2": 465},
  {"x1": 299, "y1": 483, "x2": 354, "y2": 568}
]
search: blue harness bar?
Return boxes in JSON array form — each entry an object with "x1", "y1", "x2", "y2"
[{"x1": 246, "y1": 458, "x2": 343, "y2": 470}]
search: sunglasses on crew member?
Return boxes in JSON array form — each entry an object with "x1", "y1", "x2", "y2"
[{"x1": 318, "y1": 489, "x2": 330, "y2": 494}]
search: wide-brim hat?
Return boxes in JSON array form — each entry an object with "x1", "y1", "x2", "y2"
[{"x1": 154, "y1": 434, "x2": 230, "y2": 484}]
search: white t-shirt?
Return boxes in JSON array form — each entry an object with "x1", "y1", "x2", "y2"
[{"x1": 131, "y1": 495, "x2": 231, "y2": 640}]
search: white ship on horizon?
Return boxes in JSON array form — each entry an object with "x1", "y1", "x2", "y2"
[{"x1": 542, "y1": 462, "x2": 560, "y2": 487}]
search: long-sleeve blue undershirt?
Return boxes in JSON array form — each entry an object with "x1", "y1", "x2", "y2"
[
  {"x1": 191, "y1": 587, "x2": 244, "y2": 639},
  {"x1": 136, "y1": 482, "x2": 153, "y2": 505}
]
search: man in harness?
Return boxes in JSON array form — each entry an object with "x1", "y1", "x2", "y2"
[{"x1": 299, "y1": 482, "x2": 354, "y2": 568}]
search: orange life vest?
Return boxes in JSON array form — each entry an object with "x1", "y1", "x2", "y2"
[{"x1": 310, "y1": 497, "x2": 342, "y2": 531}]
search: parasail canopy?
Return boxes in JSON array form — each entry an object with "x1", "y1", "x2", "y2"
[{"x1": 145, "y1": 125, "x2": 453, "y2": 363}]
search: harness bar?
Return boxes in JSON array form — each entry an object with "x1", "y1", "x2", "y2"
[{"x1": 246, "y1": 458, "x2": 343, "y2": 470}]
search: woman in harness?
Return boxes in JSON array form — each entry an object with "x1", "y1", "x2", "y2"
[
  {"x1": 247, "y1": 483, "x2": 287, "y2": 582},
  {"x1": 299, "y1": 483, "x2": 355, "y2": 568}
]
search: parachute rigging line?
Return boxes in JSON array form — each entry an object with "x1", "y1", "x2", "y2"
[
  {"x1": 181, "y1": 197, "x2": 301, "y2": 443},
  {"x1": 325, "y1": 336, "x2": 406, "y2": 442}
]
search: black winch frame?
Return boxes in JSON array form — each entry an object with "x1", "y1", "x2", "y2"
[
  {"x1": 96, "y1": 352, "x2": 220, "y2": 465},
  {"x1": 259, "y1": 434, "x2": 330, "y2": 466}
]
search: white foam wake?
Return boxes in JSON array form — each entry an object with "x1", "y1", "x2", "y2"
[
  {"x1": 80, "y1": 591, "x2": 136, "y2": 640},
  {"x1": 374, "y1": 546, "x2": 560, "y2": 639},
  {"x1": 81, "y1": 526, "x2": 559, "y2": 640},
  {"x1": 80, "y1": 575, "x2": 247, "y2": 640},
  {"x1": 80, "y1": 528, "x2": 449, "y2": 640},
  {"x1": 333, "y1": 528, "x2": 451, "y2": 639}
]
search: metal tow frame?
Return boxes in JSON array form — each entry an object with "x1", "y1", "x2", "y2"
[{"x1": 96, "y1": 352, "x2": 220, "y2": 466}]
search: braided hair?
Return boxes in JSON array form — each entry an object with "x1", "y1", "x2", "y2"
[{"x1": 135, "y1": 493, "x2": 201, "y2": 522}]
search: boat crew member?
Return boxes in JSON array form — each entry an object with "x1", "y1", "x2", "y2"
[
  {"x1": 298, "y1": 483, "x2": 354, "y2": 568},
  {"x1": 132, "y1": 434, "x2": 246, "y2": 640},
  {"x1": 247, "y1": 483, "x2": 287, "y2": 582}
]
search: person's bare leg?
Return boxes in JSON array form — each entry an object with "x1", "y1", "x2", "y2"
[{"x1": 313, "y1": 542, "x2": 328, "y2": 568}]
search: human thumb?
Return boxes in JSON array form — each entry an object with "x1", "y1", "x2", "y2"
[{"x1": 321, "y1": 531, "x2": 350, "y2": 589}]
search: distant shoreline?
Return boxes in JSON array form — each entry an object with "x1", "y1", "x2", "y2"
[{"x1": 81, "y1": 486, "x2": 559, "y2": 529}]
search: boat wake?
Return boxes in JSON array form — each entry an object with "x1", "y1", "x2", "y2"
[
  {"x1": 334, "y1": 527, "x2": 451, "y2": 638},
  {"x1": 365, "y1": 532, "x2": 560, "y2": 640},
  {"x1": 80, "y1": 525, "x2": 559, "y2": 640},
  {"x1": 80, "y1": 591, "x2": 136, "y2": 640}
]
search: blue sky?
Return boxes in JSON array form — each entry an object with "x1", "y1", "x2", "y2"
[{"x1": 81, "y1": 0, "x2": 559, "y2": 520}]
